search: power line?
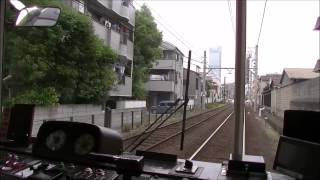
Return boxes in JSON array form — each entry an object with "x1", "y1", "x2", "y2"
[
  {"x1": 183, "y1": 61, "x2": 201, "y2": 67},
  {"x1": 182, "y1": 54, "x2": 203, "y2": 63},
  {"x1": 134, "y1": 1, "x2": 203, "y2": 59},
  {"x1": 146, "y1": 4, "x2": 198, "y2": 51},
  {"x1": 227, "y1": 0, "x2": 235, "y2": 35},
  {"x1": 256, "y1": 0, "x2": 268, "y2": 45}
]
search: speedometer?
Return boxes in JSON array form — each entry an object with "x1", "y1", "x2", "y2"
[
  {"x1": 74, "y1": 134, "x2": 95, "y2": 155},
  {"x1": 45, "y1": 130, "x2": 66, "y2": 151}
]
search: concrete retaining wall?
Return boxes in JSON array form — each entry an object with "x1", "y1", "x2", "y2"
[{"x1": 271, "y1": 76, "x2": 320, "y2": 118}]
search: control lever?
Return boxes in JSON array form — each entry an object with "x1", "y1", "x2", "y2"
[
  {"x1": 184, "y1": 160, "x2": 193, "y2": 169},
  {"x1": 88, "y1": 152, "x2": 144, "y2": 179},
  {"x1": 176, "y1": 160, "x2": 198, "y2": 174}
]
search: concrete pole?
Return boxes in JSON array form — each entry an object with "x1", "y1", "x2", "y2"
[
  {"x1": 202, "y1": 51, "x2": 206, "y2": 110},
  {"x1": 223, "y1": 77, "x2": 226, "y2": 102},
  {"x1": 180, "y1": 50, "x2": 191, "y2": 150},
  {"x1": 254, "y1": 45, "x2": 259, "y2": 111},
  {"x1": 233, "y1": 0, "x2": 246, "y2": 160}
]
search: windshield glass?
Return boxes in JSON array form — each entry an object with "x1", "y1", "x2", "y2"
[{"x1": 1, "y1": 0, "x2": 319, "y2": 172}]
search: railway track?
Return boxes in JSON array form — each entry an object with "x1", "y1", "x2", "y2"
[
  {"x1": 124, "y1": 105, "x2": 233, "y2": 152},
  {"x1": 189, "y1": 108, "x2": 247, "y2": 163}
]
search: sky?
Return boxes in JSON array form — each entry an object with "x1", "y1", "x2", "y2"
[{"x1": 134, "y1": 0, "x2": 319, "y2": 83}]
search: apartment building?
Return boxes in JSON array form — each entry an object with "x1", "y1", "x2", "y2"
[
  {"x1": 145, "y1": 42, "x2": 184, "y2": 107},
  {"x1": 63, "y1": 0, "x2": 135, "y2": 108}
]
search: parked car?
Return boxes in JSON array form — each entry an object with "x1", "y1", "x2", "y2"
[{"x1": 151, "y1": 100, "x2": 176, "y2": 114}]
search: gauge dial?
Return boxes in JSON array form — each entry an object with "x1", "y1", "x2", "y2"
[
  {"x1": 74, "y1": 134, "x2": 95, "y2": 155},
  {"x1": 45, "y1": 130, "x2": 66, "y2": 151}
]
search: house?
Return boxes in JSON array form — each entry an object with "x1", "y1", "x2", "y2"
[
  {"x1": 145, "y1": 42, "x2": 184, "y2": 108},
  {"x1": 271, "y1": 68, "x2": 319, "y2": 117},
  {"x1": 280, "y1": 68, "x2": 319, "y2": 87},
  {"x1": 260, "y1": 74, "x2": 281, "y2": 108}
]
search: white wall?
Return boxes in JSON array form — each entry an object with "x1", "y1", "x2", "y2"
[
  {"x1": 271, "y1": 76, "x2": 320, "y2": 118},
  {"x1": 116, "y1": 100, "x2": 146, "y2": 109}
]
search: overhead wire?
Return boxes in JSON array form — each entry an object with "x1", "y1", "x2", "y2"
[
  {"x1": 145, "y1": 3, "x2": 199, "y2": 52},
  {"x1": 256, "y1": 0, "x2": 268, "y2": 45},
  {"x1": 226, "y1": 0, "x2": 235, "y2": 36},
  {"x1": 134, "y1": 0, "x2": 203, "y2": 61}
]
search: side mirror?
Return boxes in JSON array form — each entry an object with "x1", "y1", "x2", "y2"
[{"x1": 15, "y1": 6, "x2": 60, "y2": 27}]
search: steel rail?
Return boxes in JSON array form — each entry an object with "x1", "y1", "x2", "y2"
[
  {"x1": 123, "y1": 105, "x2": 229, "y2": 142},
  {"x1": 143, "y1": 108, "x2": 233, "y2": 152},
  {"x1": 189, "y1": 112, "x2": 234, "y2": 160}
]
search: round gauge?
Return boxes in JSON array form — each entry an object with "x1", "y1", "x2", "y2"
[
  {"x1": 74, "y1": 134, "x2": 95, "y2": 155},
  {"x1": 45, "y1": 130, "x2": 67, "y2": 151}
]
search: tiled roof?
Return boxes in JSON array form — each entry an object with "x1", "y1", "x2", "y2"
[{"x1": 284, "y1": 68, "x2": 319, "y2": 79}]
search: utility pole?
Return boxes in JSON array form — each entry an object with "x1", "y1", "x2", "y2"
[
  {"x1": 202, "y1": 51, "x2": 206, "y2": 110},
  {"x1": 233, "y1": 0, "x2": 246, "y2": 160},
  {"x1": 180, "y1": 50, "x2": 191, "y2": 150},
  {"x1": 223, "y1": 77, "x2": 226, "y2": 102},
  {"x1": 253, "y1": 45, "x2": 258, "y2": 112}
]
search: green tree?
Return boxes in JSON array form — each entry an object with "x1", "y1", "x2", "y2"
[
  {"x1": 4, "y1": 0, "x2": 117, "y2": 106},
  {"x1": 133, "y1": 5, "x2": 162, "y2": 98}
]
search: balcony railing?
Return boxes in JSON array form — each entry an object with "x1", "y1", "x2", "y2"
[
  {"x1": 92, "y1": 20, "x2": 108, "y2": 45},
  {"x1": 110, "y1": 29, "x2": 120, "y2": 53},
  {"x1": 128, "y1": 4, "x2": 135, "y2": 25},
  {"x1": 145, "y1": 80, "x2": 175, "y2": 92},
  {"x1": 97, "y1": 0, "x2": 111, "y2": 9},
  {"x1": 109, "y1": 76, "x2": 132, "y2": 97},
  {"x1": 152, "y1": 60, "x2": 176, "y2": 70}
]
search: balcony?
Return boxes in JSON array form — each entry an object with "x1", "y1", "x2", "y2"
[
  {"x1": 119, "y1": 40, "x2": 133, "y2": 60},
  {"x1": 119, "y1": 43, "x2": 127, "y2": 59},
  {"x1": 92, "y1": 20, "x2": 109, "y2": 45},
  {"x1": 127, "y1": 40, "x2": 133, "y2": 60},
  {"x1": 110, "y1": 30, "x2": 120, "y2": 53},
  {"x1": 128, "y1": 4, "x2": 135, "y2": 26},
  {"x1": 111, "y1": 0, "x2": 129, "y2": 19},
  {"x1": 109, "y1": 76, "x2": 132, "y2": 97},
  {"x1": 152, "y1": 60, "x2": 176, "y2": 70},
  {"x1": 145, "y1": 80, "x2": 175, "y2": 92},
  {"x1": 120, "y1": 5, "x2": 129, "y2": 20},
  {"x1": 97, "y1": 0, "x2": 111, "y2": 9}
]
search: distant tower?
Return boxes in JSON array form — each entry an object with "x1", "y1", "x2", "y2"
[{"x1": 209, "y1": 47, "x2": 222, "y2": 82}]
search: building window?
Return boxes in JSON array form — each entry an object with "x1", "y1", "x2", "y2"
[
  {"x1": 125, "y1": 61, "x2": 132, "y2": 77},
  {"x1": 196, "y1": 78, "x2": 199, "y2": 90},
  {"x1": 120, "y1": 26, "x2": 129, "y2": 44},
  {"x1": 175, "y1": 72, "x2": 178, "y2": 84},
  {"x1": 122, "y1": 0, "x2": 130, "y2": 7},
  {"x1": 162, "y1": 50, "x2": 176, "y2": 60},
  {"x1": 72, "y1": 0, "x2": 85, "y2": 14},
  {"x1": 114, "y1": 63, "x2": 125, "y2": 84},
  {"x1": 128, "y1": 30, "x2": 134, "y2": 42},
  {"x1": 150, "y1": 74, "x2": 170, "y2": 81}
]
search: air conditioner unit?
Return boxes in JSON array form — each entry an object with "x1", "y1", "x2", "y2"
[{"x1": 105, "y1": 21, "x2": 111, "y2": 30}]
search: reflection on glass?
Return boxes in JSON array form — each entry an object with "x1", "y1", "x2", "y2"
[{"x1": 15, "y1": 7, "x2": 60, "y2": 27}]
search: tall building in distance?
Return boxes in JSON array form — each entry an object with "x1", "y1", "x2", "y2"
[{"x1": 209, "y1": 47, "x2": 222, "y2": 82}]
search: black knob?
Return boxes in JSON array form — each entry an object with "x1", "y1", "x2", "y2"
[{"x1": 184, "y1": 160, "x2": 193, "y2": 169}]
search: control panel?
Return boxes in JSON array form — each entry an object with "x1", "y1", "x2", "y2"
[
  {"x1": 0, "y1": 150, "x2": 118, "y2": 180},
  {"x1": 0, "y1": 121, "x2": 295, "y2": 180}
]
